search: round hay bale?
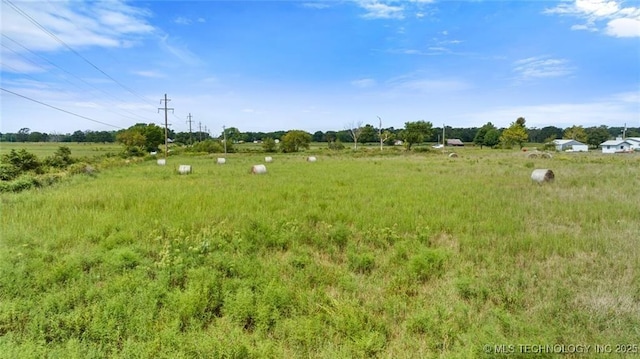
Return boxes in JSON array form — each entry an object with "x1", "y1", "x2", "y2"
[
  {"x1": 217, "y1": 158, "x2": 226, "y2": 164},
  {"x1": 251, "y1": 164, "x2": 267, "y2": 174},
  {"x1": 178, "y1": 165, "x2": 192, "y2": 175},
  {"x1": 307, "y1": 156, "x2": 317, "y2": 162},
  {"x1": 448, "y1": 153, "x2": 458, "y2": 158},
  {"x1": 157, "y1": 159, "x2": 166, "y2": 166},
  {"x1": 531, "y1": 169, "x2": 554, "y2": 184},
  {"x1": 265, "y1": 156, "x2": 273, "y2": 163},
  {"x1": 541, "y1": 153, "x2": 552, "y2": 159},
  {"x1": 527, "y1": 153, "x2": 538, "y2": 159},
  {"x1": 150, "y1": 151, "x2": 157, "y2": 156}
]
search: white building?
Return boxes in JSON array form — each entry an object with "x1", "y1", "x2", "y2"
[
  {"x1": 552, "y1": 139, "x2": 588, "y2": 152},
  {"x1": 626, "y1": 138, "x2": 640, "y2": 150},
  {"x1": 599, "y1": 139, "x2": 636, "y2": 153}
]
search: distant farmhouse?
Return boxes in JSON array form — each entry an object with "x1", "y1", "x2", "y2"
[
  {"x1": 552, "y1": 139, "x2": 588, "y2": 152},
  {"x1": 599, "y1": 137, "x2": 640, "y2": 153},
  {"x1": 446, "y1": 139, "x2": 464, "y2": 146}
]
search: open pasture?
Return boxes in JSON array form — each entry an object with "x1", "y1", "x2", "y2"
[
  {"x1": 1, "y1": 149, "x2": 639, "y2": 358},
  {"x1": 0, "y1": 142, "x2": 121, "y2": 159}
]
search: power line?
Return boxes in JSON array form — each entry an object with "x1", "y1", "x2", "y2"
[
  {"x1": 1, "y1": 87, "x2": 123, "y2": 129},
  {"x1": 2, "y1": 34, "x2": 155, "y2": 123},
  {"x1": 3, "y1": 0, "x2": 155, "y2": 108}
]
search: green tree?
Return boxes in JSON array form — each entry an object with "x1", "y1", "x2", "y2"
[
  {"x1": 500, "y1": 118, "x2": 528, "y2": 149},
  {"x1": 473, "y1": 122, "x2": 497, "y2": 149},
  {"x1": 312, "y1": 131, "x2": 325, "y2": 142},
  {"x1": 585, "y1": 126, "x2": 611, "y2": 148},
  {"x1": 484, "y1": 129, "x2": 501, "y2": 148},
  {"x1": 262, "y1": 137, "x2": 277, "y2": 152},
  {"x1": 16, "y1": 128, "x2": 30, "y2": 142},
  {"x1": 280, "y1": 130, "x2": 312, "y2": 153},
  {"x1": 359, "y1": 124, "x2": 378, "y2": 143},
  {"x1": 401, "y1": 121, "x2": 433, "y2": 150},
  {"x1": 563, "y1": 125, "x2": 588, "y2": 143},
  {"x1": 70, "y1": 130, "x2": 86, "y2": 143},
  {"x1": 117, "y1": 123, "x2": 164, "y2": 153}
]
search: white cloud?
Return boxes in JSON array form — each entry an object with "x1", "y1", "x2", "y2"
[
  {"x1": 132, "y1": 70, "x2": 165, "y2": 78},
  {"x1": 159, "y1": 35, "x2": 203, "y2": 66},
  {"x1": 387, "y1": 72, "x2": 470, "y2": 93},
  {"x1": 513, "y1": 56, "x2": 574, "y2": 80},
  {"x1": 606, "y1": 17, "x2": 640, "y2": 37},
  {"x1": 351, "y1": 78, "x2": 377, "y2": 88},
  {"x1": 302, "y1": 2, "x2": 331, "y2": 9},
  {"x1": 0, "y1": 0, "x2": 155, "y2": 73},
  {"x1": 358, "y1": 1, "x2": 405, "y2": 20},
  {"x1": 174, "y1": 16, "x2": 192, "y2": 25},
  {"x1": 545, "y1": 0, "x2": 640, "y2": 37}
]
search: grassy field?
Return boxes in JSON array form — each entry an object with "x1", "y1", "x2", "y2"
[
  {"x1": 0, "y1": 142, "x2": 121, "y2": 159},
  {"x1": 1, "y1": 146, "x2": 639, "y2": 358}
]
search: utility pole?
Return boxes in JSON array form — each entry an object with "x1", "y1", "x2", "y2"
[
  {"x1": 186, "y1": 113, "x2": 194, "y2": 145},
  {"x1": 377, "y1": 116, "x2": 383, "y2": 151},
  {"x1": 223, "y1": 125, "x2": 227, "y2": 154},
  {"x1": 198, "y1": 122, "x2": 202, "y2": 142},
  {"x1": 158, "y1": 94, "x2": 174, "y2": 159},
  {"x1": 204, "y1": 125, "x2": 208, "y2": 140}
]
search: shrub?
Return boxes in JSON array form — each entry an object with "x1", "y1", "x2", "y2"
[
  {"x1": 44, "y1": 146, "x2": 75, "y2": 169},
  {"x1": 409, "y1": 248, "x2": 449, "y2": 281},
  {"x1": 262, "y1": 138, "x2": 277, "y2": 152},
  {"x1": 0, "y1": 162, "x2": 20, "y2": 181},
  {"x1": 1, "y1": 149, "x2": 42, "y2": 175},
  {"x1": 348, "y1": 251, "x2": 376, "y2": 274},
  {"x1": 328, "y1": 139, "x2": 345, "y2": 150}
]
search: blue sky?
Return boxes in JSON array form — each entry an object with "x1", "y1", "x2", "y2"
[{"x1": 1, "y1": 0, "x2": 639, "y2": 135}]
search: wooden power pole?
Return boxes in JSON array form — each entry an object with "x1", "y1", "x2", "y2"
[{"x1": 158, "y1": 94, "x2": 174, "y2": 159}]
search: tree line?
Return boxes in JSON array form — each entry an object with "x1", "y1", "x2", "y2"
[{"x1": 2, "y1": 123, "x2": 637, "y2": 149}]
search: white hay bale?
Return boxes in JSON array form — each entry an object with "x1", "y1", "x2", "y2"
[
  {"x1": 150, "y1": 151, "x2": 157, "y2": 156},
  {"x1": 178, "y1": 165, "x2": 192, "y2": 175},
  {"x1": 265, "y1": 156, "x2": 273, "y2": 163},
  {"x1": 157, "y1": 159, "x2": 166, "y2": 166},
  {"x1": 251, "y1": 164, "x2": 267, "y2": 174},
  {"x1": 448, "y1": 153, "x2": 458, "y2": 158},
  {"x1": 531, "y1": 169, "x2": 554, "y2": 184},
  {"x1": 307, "y1": 156, "x2": 317, "y2": 162},
  {"x1": 217, "y1": 158, "x2": 226, "y2": 164}
]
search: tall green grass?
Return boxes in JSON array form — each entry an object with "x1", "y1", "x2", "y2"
[{"x1": 1, "y1": 149, "x2": 638, "y2": 357}]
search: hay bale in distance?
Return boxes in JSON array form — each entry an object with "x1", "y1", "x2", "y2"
[
  {"x1": 157, "y1": 159, "x2": 166, "y2": 166},
  {"x1": 531, "y1": 169, "x2": 554, "y2": 184},
  {"x1": 217, "y1": 158, "x2": 226, "y2": 164},
  {"x1": 541, "y1": 153, "x2": 553, "y2": 159},
  {"x1": 307, "y1": 156, "x2": 317, "y2": 162},
  {"x1": 178, "y1": 165, "x2": 192, "y2": 175},
  {"x1": 448, "y1": 153, "x2": 458, "y2": 158},
  {"x1": 265, "y1": 156, "x2": 273, "y2": 163},
  {"x1": 251, "y1": 164, "x2": 267, "y2": 174},
  {"x1": 527, "y1": 153, "x2": 538, "y2": 159}
]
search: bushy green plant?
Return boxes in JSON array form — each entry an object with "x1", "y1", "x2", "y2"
[
  {"x1": 409, "y1": 248, "x2": 449, "y2": 281},
  {"x1": 328, "y1": 139, "x2": 345, "y2": 150},
  {"x1": 1, "y1": 149, "x2": 42, "y2": 177},
  {"x1": 262, "y1": 137, "x2": 277, "y2": 152},
  {"x1": 44, "y1": 146, "x2": 75, "y2": 169}
]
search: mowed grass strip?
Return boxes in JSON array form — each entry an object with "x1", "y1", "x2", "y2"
[{"x1": 1, "y1": 149, "x2": 638, "y2": 358}]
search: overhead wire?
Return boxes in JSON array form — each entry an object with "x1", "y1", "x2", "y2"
[
  {"x1": 4, "y1": 0, "x2": 153, "y2": 106},
  {"x1": 2, "y1": 0, "x2": 159, "y2": 109},
  {"x1": 2, "y1": 34, "x2": 157, "y2": 124},
  {"x1": 1, "y1": 87, "x2": 123, "y2": 129}
]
